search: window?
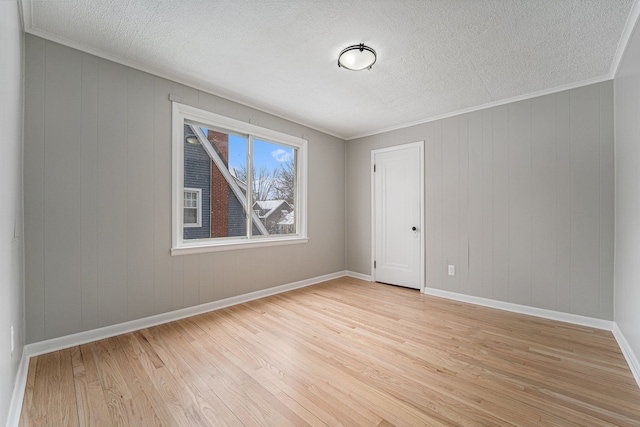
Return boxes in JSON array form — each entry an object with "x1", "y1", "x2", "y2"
[
  {"x1": 172, "y1": 102, "x2": 308, "y2": 255},
  {"x1": 183, "y1": 188, "x2": 201, "y2": 228}
]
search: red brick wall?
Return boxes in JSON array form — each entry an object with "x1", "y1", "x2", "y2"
[{"x1": 208, "y1": 130, "x2": 229, "y2": 237}]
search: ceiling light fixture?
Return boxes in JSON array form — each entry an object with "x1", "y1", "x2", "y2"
[
  {"x1": 338, "y1": 43, "x2": 377, "y2": 71},
  {"x1": 185, "y1": 136, "x2": 200, "y2": 144}
]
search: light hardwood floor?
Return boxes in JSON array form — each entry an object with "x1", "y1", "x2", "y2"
[{"x1": 19, "y1": 277, "x2": 640, "y2": 426}]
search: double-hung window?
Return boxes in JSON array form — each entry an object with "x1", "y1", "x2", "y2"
[
  {"x1": 172, "y1": 102, "x2": 308, "y2": 254},
  {"x1": 183, "y1": 188, "x2": 201, "y2": 227}
]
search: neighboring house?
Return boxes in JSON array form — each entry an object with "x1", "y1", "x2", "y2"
[
  {"x1": 183, "y1": 124, "x2": 246, "y2": 239},
  {"x1": 253, "y1": 200, "x2": 294, "y2": 234},
  {"x1": 185, "y1": 125, "x2": 284, "y2": 239},
  {"x1": 183, "y1": 125, "x2": 211, "y2": 240},
  {"x1": 277, "y1": 211, "x2": 295, "y2": 234}
]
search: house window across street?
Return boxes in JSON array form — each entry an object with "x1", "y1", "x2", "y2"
[{"x1": 172, "y1": 102, "x2": 308, "y2": 254}]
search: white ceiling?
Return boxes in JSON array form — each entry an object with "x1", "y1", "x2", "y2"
[{"x1": 22, "y1": 0, "x2": 640, "y2": 140}]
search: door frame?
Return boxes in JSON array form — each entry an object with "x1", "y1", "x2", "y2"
[{"x1": 371, "y1": 141, "x2": 425, "y2": 292}]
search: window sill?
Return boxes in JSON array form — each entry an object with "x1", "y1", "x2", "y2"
[{"x1": 171, "y1": 236, "x2": 309, "y2": 256}]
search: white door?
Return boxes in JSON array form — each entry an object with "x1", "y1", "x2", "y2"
[{"x1": 372, "y1": 142, "x2": 424, "y2": 290}]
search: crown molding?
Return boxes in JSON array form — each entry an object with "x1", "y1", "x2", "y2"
[
  {"x1": 345, "y1": 75, "x2": 613, "y2": 140},
  {"x1": 611, "y1": 0, "x2": 640, "y2": 78},
  {"x1": 21, "y1": 0, "x2": 640, "y2": 142}
]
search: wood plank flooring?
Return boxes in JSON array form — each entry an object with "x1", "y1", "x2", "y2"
[{"x1": 19, "y1": 277, "x2": 640, "y2": 426}]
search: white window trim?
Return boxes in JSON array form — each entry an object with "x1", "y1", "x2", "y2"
[
  {"x1": 183, "y1": 188, "x2": 202, "y2": 228},
  {"x1": 171, "y1": 102, "x2": 308, "y2": 255}
]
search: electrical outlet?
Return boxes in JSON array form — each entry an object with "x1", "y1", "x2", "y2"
[
  {"x1": 11, "y1": 325, "x2": 15, "y2": 356},
  {"x1": 448, "y1": 265, "x2": 455, "y2": 276}
]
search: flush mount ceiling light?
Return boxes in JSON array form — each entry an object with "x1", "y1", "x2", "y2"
[
  {"x1": 185, "y1": 136, "x2": 200, "y2": 144},
  {"x1": 338, "y1": 43, "x2": 377, "y2": 71}
]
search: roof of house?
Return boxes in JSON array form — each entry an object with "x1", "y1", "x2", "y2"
[
  {"x1": 278, "y1": 212, "x2": 294, "y2": 226},
  {"x1": 229, "y1": 167, "x2": 247, "y2": 192},
  {"x1": 253, "y1": 200, "x2": 293, "y2": 219}
]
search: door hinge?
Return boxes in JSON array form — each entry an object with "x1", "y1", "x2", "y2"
[
  {"x1": 373, "y1": 164, "x2": 376, "y2": 172},
  {"x1": 374, "y1": 260, "x2": 376, "y2": 268}
]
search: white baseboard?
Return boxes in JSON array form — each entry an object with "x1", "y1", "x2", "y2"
[
  {"x1": 422, "y1": 287, "x2": 614, "y2": 331},
  {"x1": 11, "y1": 274, "x2": 637, "y2": 427},
  {"x1": 8, "y1": 271, "x2": 344, "y2": 426},
  {"x1": 423, "y1": 287, "x2": 640, "y2": 391},
  {"x1": 24, "y1": 270, "x2": 346, "y2": 358},
  {"x1": 345, "y1": 270, "x2": 372, "y2": 281},
  {"x1": 612, "y1": 323, "x2": 640, "y2": 389},
  {"x1": 5, "y1": 350, "x2": 29, "y2": 427}
]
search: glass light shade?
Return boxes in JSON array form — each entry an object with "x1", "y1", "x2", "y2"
[{"x1": 338, "y1": 44, "x2": 376, "y2": 71}]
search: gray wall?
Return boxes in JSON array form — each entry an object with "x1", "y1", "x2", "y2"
[
  {"x1": 0, "y1": 1, "x2": 25, "y2": 424},
  {"x1": 347, "y1": 81, "x2": 614, "y2": 320},
  {"x1": 24, "y1": 35, "x2": 346, "y2": 343},
  {"x1": 614, "y1": 20, "x2": 640, "y2": 362}
]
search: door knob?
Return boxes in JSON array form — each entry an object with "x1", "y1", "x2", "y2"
[{"x1": 412, "y1": 226, "x2": 417, "y2": 231}]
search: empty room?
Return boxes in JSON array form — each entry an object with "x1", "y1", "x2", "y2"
[{"x1": 3, "y1": 0, "x2": 640, "y2": 425}]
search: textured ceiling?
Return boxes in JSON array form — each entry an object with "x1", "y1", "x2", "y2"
[{"x1": 22, "y1": 0, "x2": 639, "y2": 139}]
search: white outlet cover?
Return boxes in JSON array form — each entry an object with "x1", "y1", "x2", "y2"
[{"x1": 448, "y1": 265, "x2": 455, "y2": 276}]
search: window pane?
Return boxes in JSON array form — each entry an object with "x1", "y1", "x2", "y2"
[
  {"x1": 183, "y1": 123, "x2": 249, "y2": 240},
  {"x1": 184, "y1": 207, "x2": 197, "y2": 224},
  {"x1": 184, "y1": 192, "x2": 196, "y2": 208},
  {"x1": 252, "y1": 139, "x2": 296, "y2": 236},
  {"x1": 174, "y1": 104, "x2": 307, "y2": 252}
]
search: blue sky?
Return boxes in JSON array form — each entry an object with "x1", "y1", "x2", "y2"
[{"x1": 227, "y1": 134, "x2": 293, "y2": 173}]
